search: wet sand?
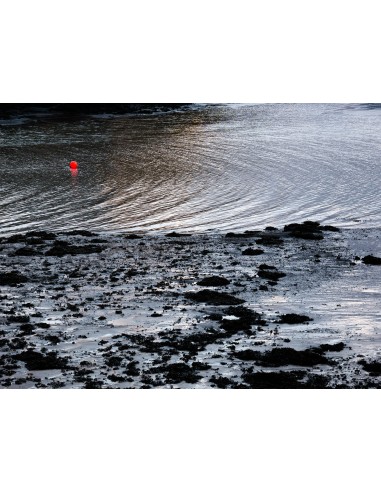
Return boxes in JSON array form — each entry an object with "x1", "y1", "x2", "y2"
[{"x1": 1, "y1": 221, "x2": 380, "y2": 388}]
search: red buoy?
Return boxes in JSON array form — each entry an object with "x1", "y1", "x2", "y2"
[{"x1": 69, "y1": 161, "x2": 78, "y2": 170}]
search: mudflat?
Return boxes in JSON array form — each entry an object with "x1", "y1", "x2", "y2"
[{"x1": 0, "y1": 222, "x2": 380, "y2": 388}]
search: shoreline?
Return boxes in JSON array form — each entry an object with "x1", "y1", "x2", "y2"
[
  {"x1": 1, "y1": 221, "x2": 380, "y2": 388},
  {"x1": 0, "y1": 103, "x2": 193, "y2": 126}
]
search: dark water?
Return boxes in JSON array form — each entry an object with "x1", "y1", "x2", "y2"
[{"x1": 0, "y1": 104, "x2": 380, "y2": 234}]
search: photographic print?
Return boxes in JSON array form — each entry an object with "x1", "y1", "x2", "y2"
[
  {"x1": 0, "y1": 103, "x2": 380, "y2": 389},
  {"x1": 3, "y1": 2, "x2": 381, "y2": 492}
]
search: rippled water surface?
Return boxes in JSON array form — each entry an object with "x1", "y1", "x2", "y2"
[{"x1": 1, "y1": 104, "x2": 380, "y2": 233}]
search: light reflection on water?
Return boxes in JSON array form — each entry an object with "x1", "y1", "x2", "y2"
[{"x1": 0, "y1": 103, "x2": 380, "y2": 234}]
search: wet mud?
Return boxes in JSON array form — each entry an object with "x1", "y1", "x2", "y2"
[{"x1": 0, "y1": 221, "x2": 380, "y2": 388}]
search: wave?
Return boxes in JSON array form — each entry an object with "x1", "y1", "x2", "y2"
[{"x1": 0, "y1": 104, "x2": 380, "y2": 233}]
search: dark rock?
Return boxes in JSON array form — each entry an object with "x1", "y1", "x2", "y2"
[
  {"x1": 220, "y1": 318, "x2": 252, "y2": 333},
  {"x1": 191, "y1": 361, "x2": 211, "y2": 370},
  {"x1": 125, "y1": 361, "x2": 140, "y2": 376},
  {"x1": 90, "y1": 238, "x2": 109, "y2": 243},
  {"x1": 258, "y1": 264, "x2": 277, "y2": 270},
  {"x1": 319, "y1": 342, "x2": 345, "y2": 352},
  {"x1": 126, "y1": 334, "x2": 163, "y2": 353},
  {"x1": 19, "y1": 323, "x2": 35, "y2": 334},
  {"x1": 14, "y1": 350, "x2": 68, "y2": 370},
  {"x1": 74, "y1": 373, "x2": 93, "y2": 386},
  {"x1": 278, "y1": 313, "x2": 313, "y2": 324},
  {"x1": 235, "y1": 347, "x2": 332, "y2": 366},
  {"x1": 13, "y1": 247, "x2": 42, "y2": 256},
  {"x1": 165, "y1": 232, "x2": 192, "y2": 237},
  {"x1": 15, "y1": 378, "x2": 27, "y2": 385},
  {"x1": 50, "y1": 381, "x2": 66, "y2": 388},
  {"x1": 284, "y1": 221, "x2": 324, "y2": 240},
  {"x1": 363, "y1": 255, "x2": 381, "y2": 265},
  {"x1": 234, "y1": 349, "x2": 262, "y2": 361},
  {"x1": 108, "y1": 374, "x2": 126, "y2": 383},
  {"x1": 45, "y1": 243, "x2": 103, "y2": 256},
  {"x1": 7, "y1": 315, "x2": 30, "y2": 323},
  {"x1": 290, "y1": 221, "x2": 320, "y2": 231},
  {"x1": 224, "y1": 305, "x2": 264, "y2": 324},
  {"x1": 242, "y1": 370, "x2": 330, "y2": 388},
  {"x1": 261, "y1": 348, "x2": 332, "y2": 367},
  {"x1": 258, "y1": 270, "x2": 286, "y2": 281},
  {"x1": 124, "y1": 234, "x2": 143, "y2": 239},
  {"x1": 104, "y1": 356, "x2": 123, "y2": 367},
  {"x1": 284, "y1": 221, "x2": 321, "y2": 232},
  {"x1": 84, "y1": 379, "x2": 103, "y2": 389},
  {"x1": 185, "y1": 290, "x2": 244, "y2": 305},
  {"x1": 197, "y1": 276, "x2": 230, "y2": 287},
  {"x1": 0, "y1": 271, "x2": 28, "y2": 286},
  {"x1": 152, "y1": 362, "x2": 201, "y2": 384},
  {"x1": 35, "y1": 322, "x2": 51, "y2": 329},
  {"x1": 9, "y1": 338, "x2": 28, "y2": 350},
  {"x1": 358, "y1": 360, "x2": 381, "y2": 375},
  {"x1": 67, "y1": 303, "x2": 79, "y2": 312},
  {"x1": 303, "y1": 374, "x2": 331, "y2": 388},
  {"x1": 242, "y1": 248, "x2": 264, "y2": 256},
  {"x1": 45, "y1": 335, "x2": 61, "y2": 345},
  {"x1": 63, "y1": 230, "x2": 97, "y2": 237},
  {"x1": 4, "y1": 234, "x2": 26, "y2": 243},
  {"x1": 225, "y1": 231, "x2": 259, "y2": 238},
  {"x1": 162, "y1": 328, "x2": 230, "y2": 354},
  {"x1": 243, "y1": 370, "x2": 306, "y2": 388},
  {"x1": 209, "y1": 376, "x2": 233, "y2": 388}
]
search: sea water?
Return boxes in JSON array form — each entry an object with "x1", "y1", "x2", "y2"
[{"x1": 0, "y1": 103, "x2": 380, "y2": 234}]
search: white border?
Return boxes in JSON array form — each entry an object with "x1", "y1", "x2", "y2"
[
  {"x1": 1, "y1": 1, "x2": 380, "y2": 102},
  {"x1": 1, "y1": 2, "x2": 380, "y2": 491},
  {"x1": 2, "y1": 390, "x2": 381, "y2": 491}
]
